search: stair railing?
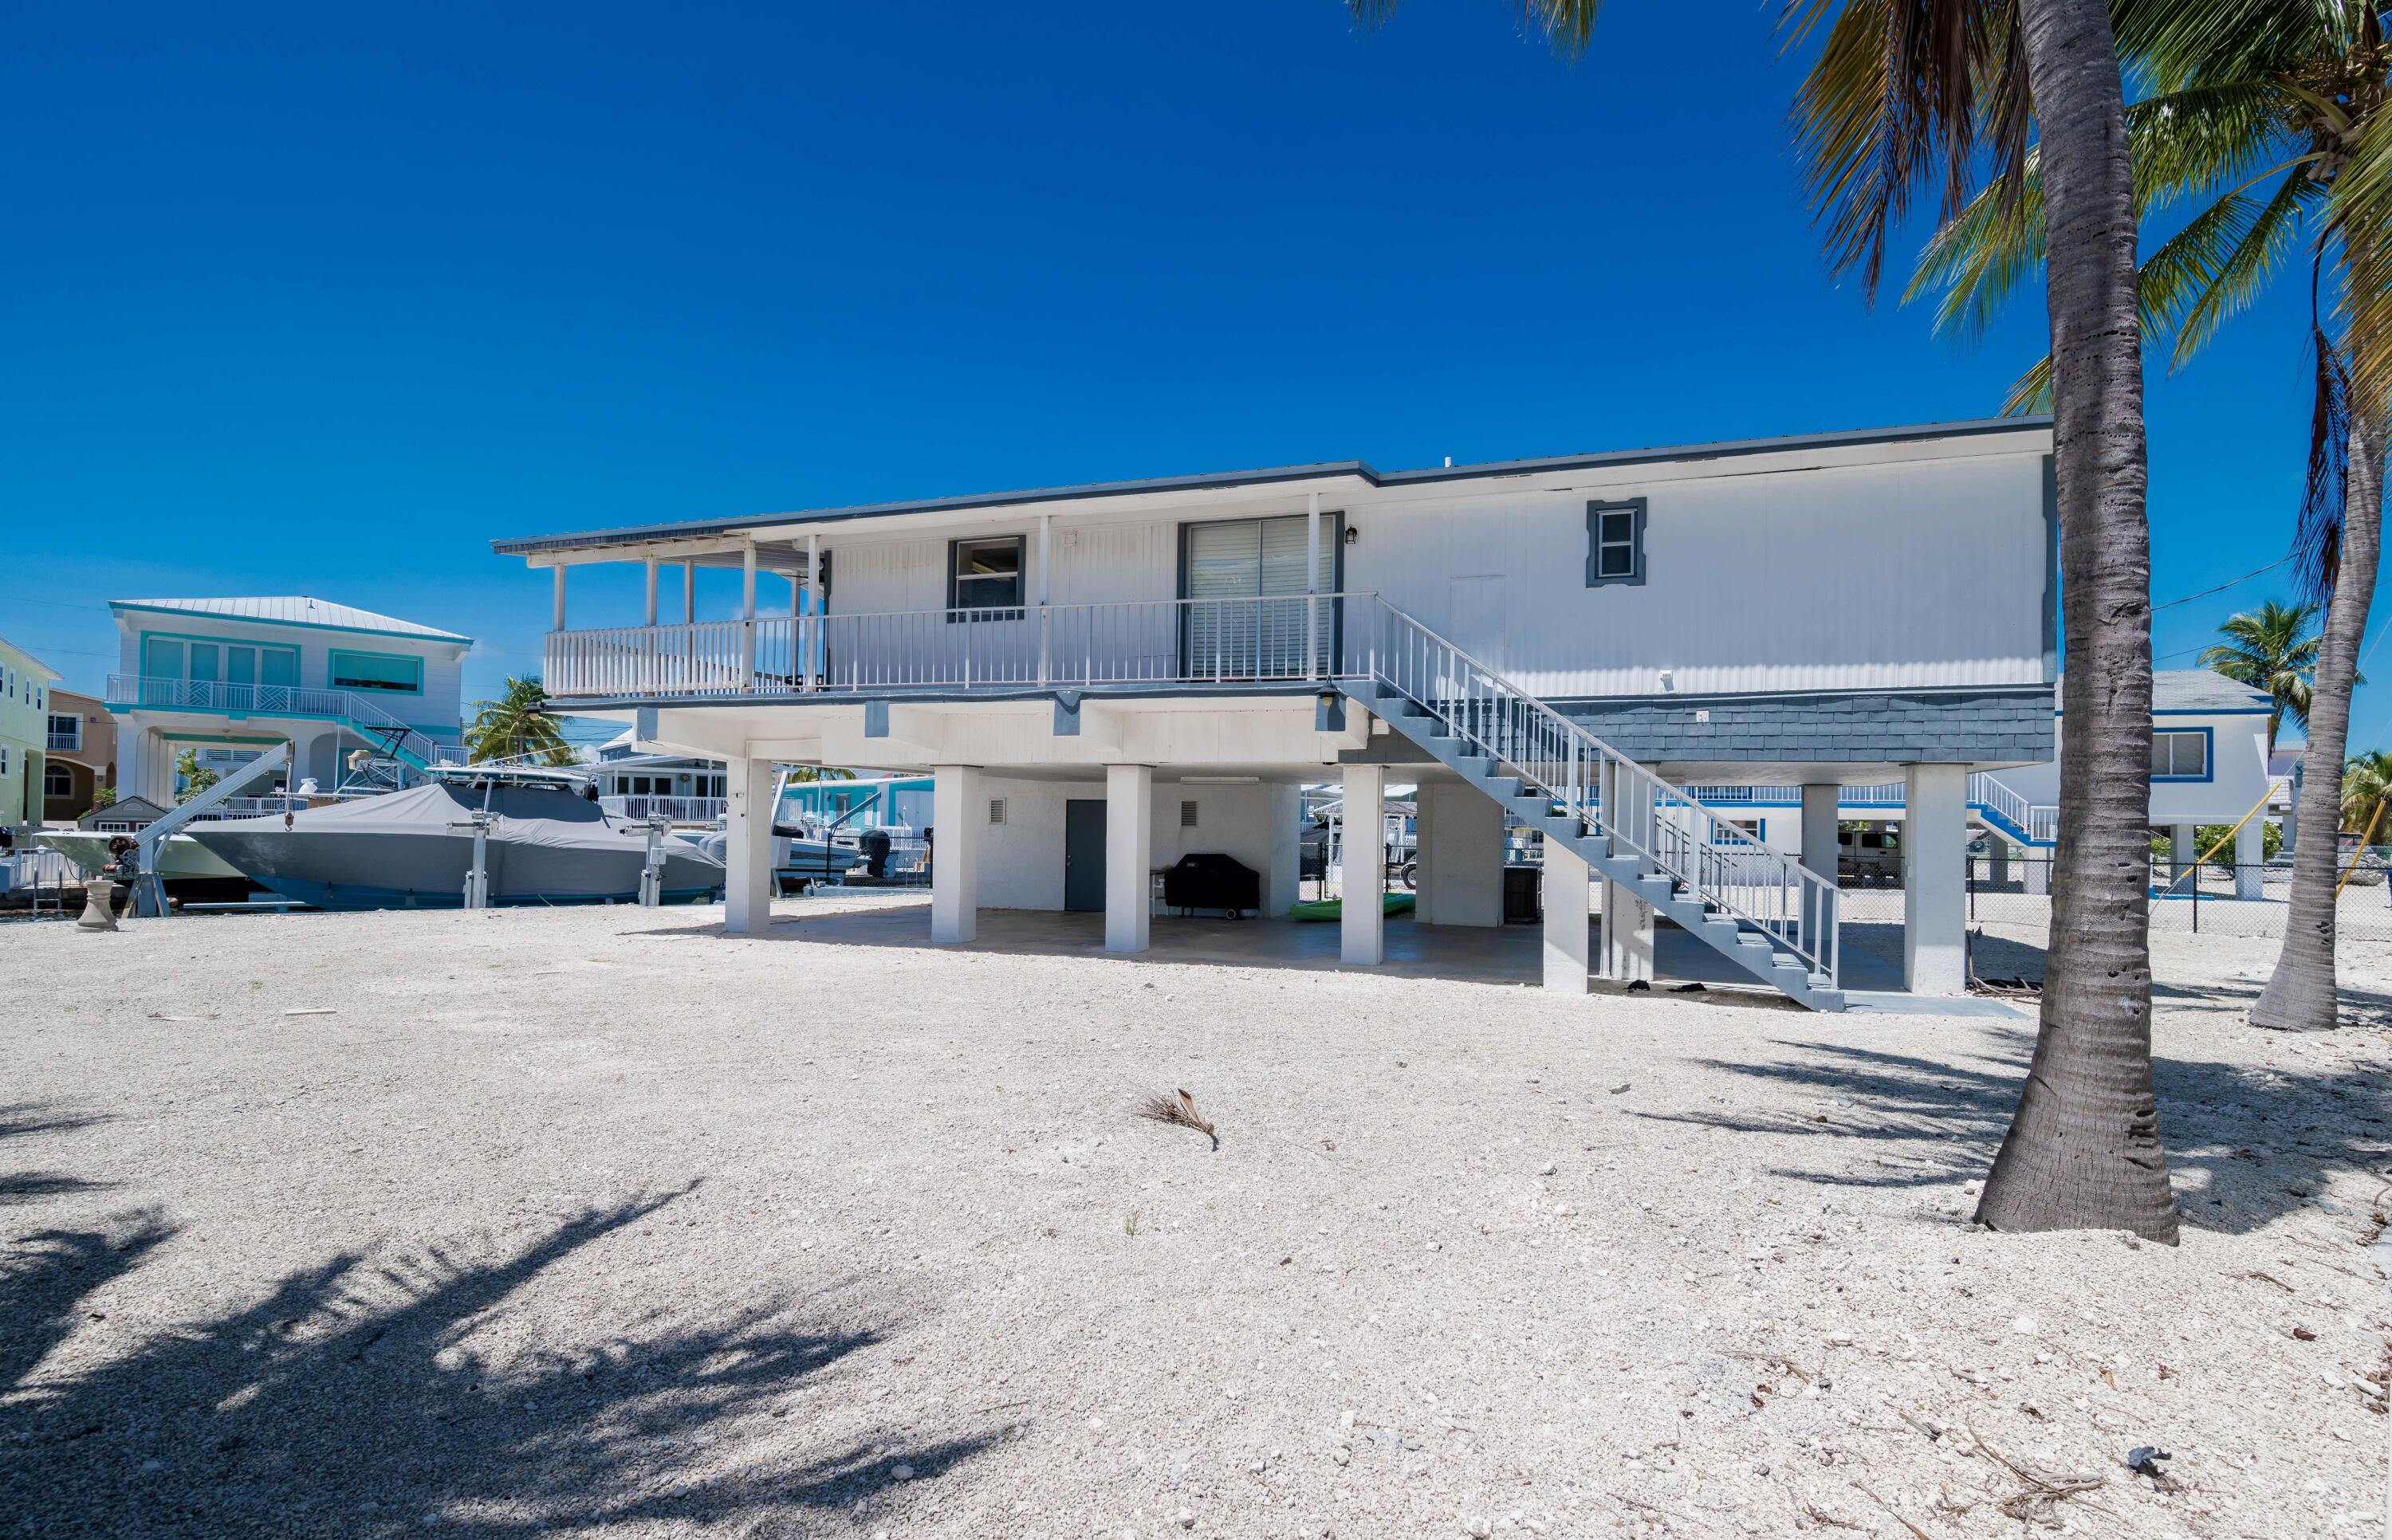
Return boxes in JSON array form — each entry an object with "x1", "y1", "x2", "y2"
[
  {"x1": 1967, "y1": 771, "x2": 2056, "y2": 845},
  {"x1": 1362, "y1": 596, "x2": 1839, "y2": 986}
]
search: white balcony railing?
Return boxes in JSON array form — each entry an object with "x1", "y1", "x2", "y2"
[
  {"x1": 105, "y1": 674, "x2": 443, "y2": 765},
  {"x1": 600, "y1": 794, "x2": 727, "y2": 825},
  {"x1": 542, "y1": 593, "x2": 1353, "y2": 699},
  {"x1": 46, "y1": 728, "x2": 81, "y2": 752}
]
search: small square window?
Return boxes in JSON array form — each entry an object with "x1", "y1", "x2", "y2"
[
  {"x1": 949, "y1": 536, "x2": 1026, "y2": 619},
  {"x1": 1585, "y1": 498, "x2": 1646, "y2": 587}
]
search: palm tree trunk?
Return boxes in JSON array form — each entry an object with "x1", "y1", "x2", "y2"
[
  {"x1": 1973, "y1": 0, "x2": 2178, "y2": 1242},
  {"x1": 2252, "y1": 407, "x2": 2386, "y2": 1030}
]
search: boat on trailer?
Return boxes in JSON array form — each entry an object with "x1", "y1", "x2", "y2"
[{"x1": 187, "y1": 765, "x2": 725, "y2": 910}]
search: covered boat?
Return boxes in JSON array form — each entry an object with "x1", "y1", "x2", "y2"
[{"x1": 188, "y1": 774, "x2": 725, "y2": 910}]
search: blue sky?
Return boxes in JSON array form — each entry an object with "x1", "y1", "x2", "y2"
[{"x1": 3, "y1": 2, "x2": 2378, "y2": 752}]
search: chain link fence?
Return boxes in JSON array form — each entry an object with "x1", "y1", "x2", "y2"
[{"x1": 1831, "y1": 853, "x2": 2392, "y2": 957}]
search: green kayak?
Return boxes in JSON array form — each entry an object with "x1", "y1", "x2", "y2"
[{"x1": 1289, "y1": 892, "x2": 1415, "y2": 922}]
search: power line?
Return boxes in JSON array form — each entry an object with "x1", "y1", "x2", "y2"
[{"x1": 2149, "y1": 556, "x2": 2288, "y2": 614}]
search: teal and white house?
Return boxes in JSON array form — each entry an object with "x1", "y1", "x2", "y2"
[
  {"x1": 107, "y1": 597, "x2": 470, "y2": 803},
  {"x1": 497, "y1": 418, "x2": 2062, "y2": 1007}
]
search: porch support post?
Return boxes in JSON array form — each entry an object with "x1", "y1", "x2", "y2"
[
  {"x1": 1261, "y1": 782, "x2": 1302, "y2": 917},
  {"x1": 1340, "y1": 763, "x2": 1385, "y2": 964},
  {"x1": 1902, "y1": 763, "x2": 1968, "y2": 995},
  {"x1": 1036, "y1": 513, "x2": 1052, "y2": 686},
  {"x1": 643, "y1": 557, "x2": 659, "y2": 627},
  {"x1": 2235, "y1": 815, "x2": 2264, "y2": 898},
  {"x1": 551, "y1": 565, "x2": 567, "y2": 631},
  {"x1": 723, "y1": 756, "x2": 776, "y2": 936},
  {"x1": 930, "y1": 766, "x2": 981, "y2": 944},
  {"x1": 805, "y1": 532, "x2": 821, "y2": 689},
  {"x1": 1104, "y1": 763, "x2": 1152, "y2": 953},
  {"x1": 2168, "y1": 822, "x2": 2196, "y2": 882},
  {"x1": 739, "y1": 542, "x2": 757, "y2": 685},
  {"x1": 1305, "y1": 489, "x2": 1322, "y2": 681},
  {"x1": 683, "y1": 561, "x2": 696, "y2": 624},
  {"x1": 1542, "y1": 839, "x2": 1592, "y2": 993},
  {"x1": 1799, "y1": 783, "x2": 1840, "y2": 890}
]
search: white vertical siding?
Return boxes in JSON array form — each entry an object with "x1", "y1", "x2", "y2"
[{"x1": 1344, "y1": 450, "x2": 2050, "y2": 697}]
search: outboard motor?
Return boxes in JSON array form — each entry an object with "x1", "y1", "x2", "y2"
[{"x1": 860, "y1": 827, "x2": 891, "y2": 878}]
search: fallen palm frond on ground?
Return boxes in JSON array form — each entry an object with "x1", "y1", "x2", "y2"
[
  {"x1": 1963, "y1": 1432, "x2": 2108, "y2": 1523},
  {"x1": 1135, "y1": 1089, "x2": 1217, "y2": 1149}
]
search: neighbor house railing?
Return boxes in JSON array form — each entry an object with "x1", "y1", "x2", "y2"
[
  {"x1": 46, "y1": 725, "x2": 81, "y2": 752},
  {"x1": 542, "y1": 592, "x2": 1354, "y2": 698},
  {"x1": 105, "y1": 674, "x2": 443, "y2": 767},
  {"x1": 601, "y1": 793, "x2": 727, "y2": 825}
]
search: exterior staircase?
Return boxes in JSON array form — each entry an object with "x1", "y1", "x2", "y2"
[
  {"x1": 1344, "y1": 599, "x2": 1844, "y2": 1010},
  {"x1": 1966, "y1": 772, "x2": 2056, "y2": 849}
]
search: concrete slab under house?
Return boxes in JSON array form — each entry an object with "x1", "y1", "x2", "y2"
[{"x1": 495, "y1": 418, "x2": 2066, "y2": 1009}]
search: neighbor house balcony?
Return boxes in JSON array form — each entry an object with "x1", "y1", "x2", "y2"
[
  {"x1": 46, "y1": 725, "x2": 81, "y2": 752},
  {"x1": 105, "y1": 674, "x2": 447, "y2": 768},
  {"x1": 541, "y1": 594, "x2": 1360, "y2": 703}
]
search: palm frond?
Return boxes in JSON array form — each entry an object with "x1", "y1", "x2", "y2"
[
  {"x1": 1347, "y1": 1, "x2": 1603, "y2": 58},
  {"x1": 2152, "y1": 165, "x2": 2323, "y2": 366},
  {"x1": 1784, "y1": 0, "x2": 2028, "y2": 302}
]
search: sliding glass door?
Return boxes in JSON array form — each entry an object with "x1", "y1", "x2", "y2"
[{"x1": 1182, "y1": 514, "x2": 1335, "y2": 679}]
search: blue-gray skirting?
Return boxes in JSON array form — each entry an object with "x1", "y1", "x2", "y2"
[{"x1": 1549, "y1": 685, "x2": 2055, "y2": 765}]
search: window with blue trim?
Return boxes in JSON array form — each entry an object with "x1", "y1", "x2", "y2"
[
  {"x1": 2150, "y1": 730, "x2": 2209, "y2": 780},
  {"x1": 330, "y1": 650, "x2": 423, "y2": 693}
]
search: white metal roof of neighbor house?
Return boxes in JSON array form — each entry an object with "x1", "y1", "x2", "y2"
[
  {"x1": 492, "y1": 416, "x2": 2055, "y2": 560},
  {"x1": 108, "y1": 596, "x2": 471, "y2": 645}
]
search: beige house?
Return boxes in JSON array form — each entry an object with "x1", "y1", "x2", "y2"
[{"x1": 41, "y1": 687, "x2": 116, "y2": 823}]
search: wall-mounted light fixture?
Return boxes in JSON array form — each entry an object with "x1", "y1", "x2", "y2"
[{"x1": 1344, "y1": 525, "x2": 1359, "y2": 545}]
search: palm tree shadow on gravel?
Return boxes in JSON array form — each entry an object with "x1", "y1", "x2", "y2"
[
  {"x1": 0, "y1": 1102, "x2": 118, "y2": 1208},
  {"x1": 1634, "y1": 1037, "x2": 2388, "y2": 1236},
  {"x1": 2, "y1": 1189, "x2": 1006, "y2": 1538}
]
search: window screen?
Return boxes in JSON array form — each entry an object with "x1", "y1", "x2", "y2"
[
  {"x1": 949, "y1": 536, "x2": 1025, "y2": 616},
  {"x1": 2150, "y1": 731, "x2": 2208, "y2": 779}
]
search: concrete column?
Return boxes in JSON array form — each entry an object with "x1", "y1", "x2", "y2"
[
  {"x1": 1987, "y1": 837, "x2": 2010, "y2": 886},
  {"x1": 1340, "y1": 764, "x2": 1385, "y2": 965},
  {"x1": 1798, "y1": 783, "x2": 1840, "y2": 889},
  {"x1": 683, "y1": 561, "x2": 696, "y2": 625},
  {"x1": 723, "y1": 756, "x2": 776, "y2": 936},
  {"x1": 2235, "y1": 818, "x2": 2264, "y2": 899},
  {"x1": 1416, "y1": 782, "x2": 1504, "y2": 927},
  {"x1": 643, "y1": 558, "x2": 659, "y2": 627},
  {"x1": 1603, "y1": 881, "x2": 1655, "y2": 983},
  {"x1": 1902, "y1": 764, "x2": 1968, "y2": 996},
  {"x1": 1261, "y1": 783, "x2": 1302, "y2": 917},
  {"x1": 551, "y1": 565, "x2": 568, "y2": 631},
  {"x1": 2024, "y1": 856, "x2": 2051, "y2": 896},
  {"x1": 930, "y1": 766, "x2": 981, "y2": 944},
  {"x1": 1542, "y1": 839, "x2": 1591, "y2": 992},
  {"x1": 2169, "y1": 822, "x2": 2197, "y2": 883},
  {"x1": 1105, "y1": 763, "x2": 1153, "y2": 953}
]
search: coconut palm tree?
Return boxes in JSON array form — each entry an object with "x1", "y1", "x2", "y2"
[
  {"x1": 1908, "y1": 2, "x2": 2391, "y2": 1032},
  {"x1": 1353, "y1": 0, "x2": 2175, "y2": 1237},
  {"x1": 2199, "y1": 599, "x2": 2323, "y2": 752},
  {"x1": 2343, "y1": 747, "x2": 2392, "y2": 831},
  {"x1": 466, "y1": 677, "x2": 575, "y2": 766}
]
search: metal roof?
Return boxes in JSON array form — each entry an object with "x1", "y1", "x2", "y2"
[
  {"x1": 108, "y1": 596, "x2": 472, "y2": 645},
  {"x1": 492, "y1": 417, "x2": 2052, "y2": 559}
]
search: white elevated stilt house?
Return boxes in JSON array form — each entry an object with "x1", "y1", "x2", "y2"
[{"x1": 496, "y1": 419, "x2": 2061, "y2": 1008}]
